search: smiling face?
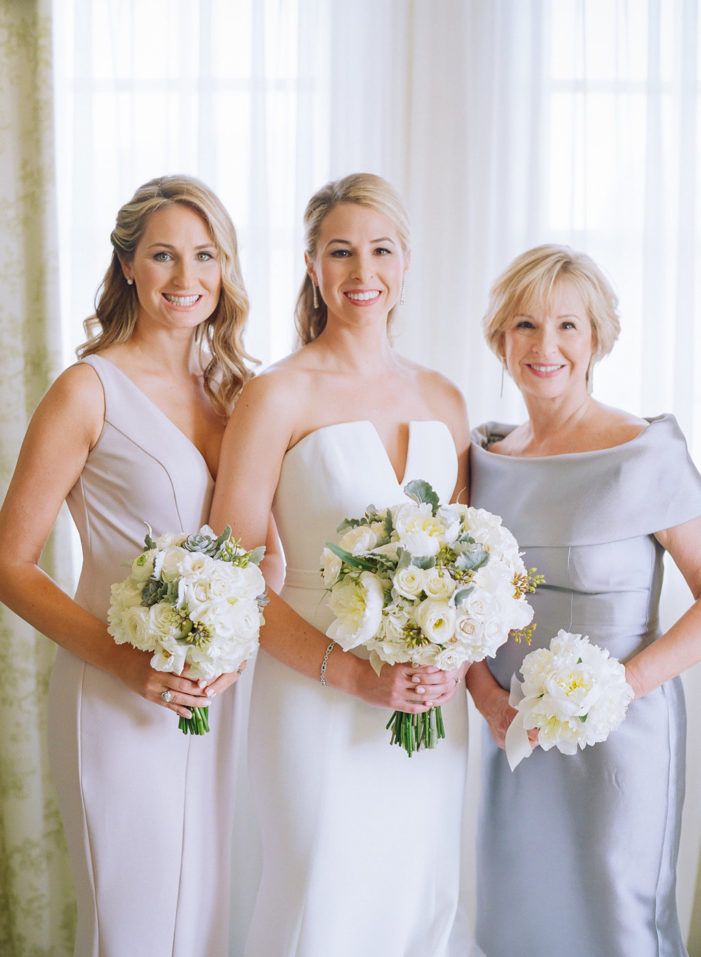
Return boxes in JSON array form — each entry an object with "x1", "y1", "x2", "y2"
[
  {"x1": 122, "y1": 202, "x2": 222, "y2": 334},
  {"x1": 306, "y1": 202, "x2": 407, "y2": 327},
  {"x1": 501, "y1": 279, "x2": 595, "y2": 400}
]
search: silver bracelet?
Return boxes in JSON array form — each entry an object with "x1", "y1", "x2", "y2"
[{"x1": 320, "y1": 641, "x2": 336, "y2": 686}]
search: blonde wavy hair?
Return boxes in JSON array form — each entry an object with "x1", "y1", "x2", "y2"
[
  {"x1": 483, "y1": 244, "x2": 621, "y2": 367},
  {"x1": 78, "y1": 174, "x2": 256, "y2": 415},
  {"x1": 295, "y1": 172, "x2": 410, "y2": 345}
]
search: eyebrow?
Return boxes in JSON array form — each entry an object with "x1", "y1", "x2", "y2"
[
  {"x1": 145, "y1": 242, "x2": 216, "y2": 250},
  {"x1": 326, "y1": 236, "x2": 396, "y2": 246}
]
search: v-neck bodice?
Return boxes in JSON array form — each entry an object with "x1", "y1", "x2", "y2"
[
  {"x1": 273, "y1": 419, "x2": 457, "y2": 614},
  {"x1": 68, "y1": 354, "x2": 214, "y2": 620}
]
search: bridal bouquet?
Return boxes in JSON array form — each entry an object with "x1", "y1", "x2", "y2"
[
  {"x1": 504, "y1": 629, "x2": 634, "y2": 770},
  {"x1": 108, "y1": 525, "x2": 266, "y2": 735},
  {"x1": 321, "y1": 480, "x2": 541, "y2": 756}
]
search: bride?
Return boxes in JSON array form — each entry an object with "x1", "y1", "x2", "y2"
[{"x1": 211, "y1": 173, "x2": 470, "y2": 957}]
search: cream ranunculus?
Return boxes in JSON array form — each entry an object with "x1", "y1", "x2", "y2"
[
  {"x1": 414, "y1": 598, "x2": 456, "y2": 645},
  {"x1": 326, "y1": 572, "x2": 384, "y2": 650},
  {"x1": 130, "y1": 550, "x2": 156, "y2": 582},
  {"x1": 392, "y1": 565, "x2": 425, "y2": 600}
]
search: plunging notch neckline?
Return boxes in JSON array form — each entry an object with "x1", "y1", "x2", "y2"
[
  {"x1": 87, "y1": 354, "x2": 216, "y2": 482},
  {"x1": 286, "y1": 419, "x2": 450, "y2": 486}
]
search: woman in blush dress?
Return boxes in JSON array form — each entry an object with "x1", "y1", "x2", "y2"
[
  {"x1": 467, "y1": 244, "x2": 701, "y2": 957},
  {"x1": 0, "y1": 175, "x2": 273, "y2": 957},
  {"x1": 210, "y1": 173, "x2": 471, "y2": 957}
]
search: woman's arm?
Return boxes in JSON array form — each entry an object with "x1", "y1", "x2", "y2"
[
  {"x1": 625, "y1": 516, "x2": 701, "y2": 697},
  {"x1": 209, "y1": 372, "x2": 459, "y2": 711},
  {"x1": 0, "y1": 365, "x2": 209, "y2": 718}
]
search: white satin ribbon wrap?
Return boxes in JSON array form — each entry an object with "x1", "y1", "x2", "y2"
[{"x1": 504, "y1": 673, "x2": 533, "y2": 771}]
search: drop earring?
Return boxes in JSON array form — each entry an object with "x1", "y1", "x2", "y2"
[
  {"x1": 312, "y1": 282, "x2": 319, "y2": 310},
  {"x1": 499, "y1": 361, "x2": 506, "y2": 399},
  {"x1": 399, "y1": 278, "x2": 406, "y2": 306},
  {"x1": 126, "y1": 277, "x2": 134, "y2": 286}
]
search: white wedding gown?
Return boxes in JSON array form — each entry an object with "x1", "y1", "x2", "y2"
[{"x1": 242, "y1": 420, "x2": 470, "y2": 957}]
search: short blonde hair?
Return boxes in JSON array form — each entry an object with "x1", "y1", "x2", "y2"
[
  {"x1": 79, "y1": 174, "x2": 256, "y2": 415},
  {"x1": 295, "y1": 172, "x2": 410, "y2": 345},
  {"x1": 483, "y1": 244, "x2": 620, "y2": 362}
]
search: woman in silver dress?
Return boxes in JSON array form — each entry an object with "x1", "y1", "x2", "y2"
[{"x1": 468, "y1": 244, "x2": 701, "y2": 957}]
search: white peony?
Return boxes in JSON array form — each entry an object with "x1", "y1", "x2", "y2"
[
  {"x1": 514, "y1": 631, "x2": 634, "y2": 758},
  {"x1": 392, "y1": 502, "x2": 446, "y2": 557},
  {"x1": 326, "y1": 572, "x2": 384, "y2": 650}
]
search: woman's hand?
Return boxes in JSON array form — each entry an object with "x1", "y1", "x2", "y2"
[
  {"x1": 353, "y1": 660, "x2": 464, "y2": 713},
  {"x1": 467, "y1": 660, "x2": 537, "y2": 751},
  {"x1": 109, "y1": 643, "x2": 214, "y2": 720}
]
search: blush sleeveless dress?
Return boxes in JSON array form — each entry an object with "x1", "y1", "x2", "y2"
[
  {"x1": 242, "y1": 420, "x2": 470, "y2": 957},
  {"x1": 470, "y1": 415, "x2": 701, "y2": 957},
  {"x1": 48, "y1": 355, "x2": 238, "y2": 957}
]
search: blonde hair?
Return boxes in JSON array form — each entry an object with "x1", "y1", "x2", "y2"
[
  {"x1": 483, "y1": 244, "x2": 620, "y2": 364},
  {"x1": 78, "y1": 174, "x2": 256, "y2": 415},
  {"x1": 295, "y1": 172, "x2": 410, "y2": 345}
]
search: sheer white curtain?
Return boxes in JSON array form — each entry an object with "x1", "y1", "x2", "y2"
[{"x1": 53, "y1": 0, "x2": 701, "y2": 950}]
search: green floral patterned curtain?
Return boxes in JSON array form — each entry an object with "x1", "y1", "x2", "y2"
[{"x1": 0, "y1": 0, "x2": 76, "y2": 953}]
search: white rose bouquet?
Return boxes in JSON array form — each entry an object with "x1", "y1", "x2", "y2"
[
  {"x1": 108, "y1": 525, "x2": 266, "y2": 735},
  {"x1": 504, "y1": 629, "x2": 635, "y2": 770},
  {"x1": 321, "y1": 480, "x2": 541, "y2": 756}
]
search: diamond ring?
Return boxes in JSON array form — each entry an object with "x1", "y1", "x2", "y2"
[{"x1": 160, "y1": 689, "x2": 174, "y2": 704}]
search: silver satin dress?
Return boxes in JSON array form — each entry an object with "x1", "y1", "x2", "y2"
[{"x1": 470, "y1": 414, "x2": 701, "y2": 957}]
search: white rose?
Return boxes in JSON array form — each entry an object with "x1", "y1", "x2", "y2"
[
  {"x1": 423, "y1": 567, "x2": 456, "y2": 601},
  {"x1": 392, "y1": 565, "x2": 425, "y2": 599},
  {"x1": 339, "y1": 524, "x2": 379, "y2": 555},
  {"x1": 414, "y1": 599, "x2": 456, "y2": 645},
  {"x1": 321, "y1": 547, "x2": 343, "y2": 588},
  {"x1": 326, "y1": 572, "x2": 384, "y2": 650},
  {"x1": 148, "y1": 601, "x2": 185, "y2": 640},
  {"x1": 150, "y1": 634, "x2": 188, "y2": 675},
  {"x1": 209, "y1": 562, "x2": 265, "y2": 601}
]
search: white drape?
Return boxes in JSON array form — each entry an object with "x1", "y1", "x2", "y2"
[{"x1": 52, "y1": 0, "x2": 701, "y2": 950}]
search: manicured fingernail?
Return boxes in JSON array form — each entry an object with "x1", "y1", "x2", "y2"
[
  {"x1": 411, "y1": 675, "x2": 421, "y2": 684},
  {"x1": 416, "y1": 686, "x2": 426, "y2": 695},
  {"x1": 198, "y1": 679, "x2": 208, "y2": 688},
  {"x1": 206, "y1": 688, "x2": 217, "y2": 698}
]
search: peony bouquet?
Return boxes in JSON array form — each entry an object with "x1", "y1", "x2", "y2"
[
  {"x1": 504, "y1": 629, "x2": 635, "y2": 770},
  {"x1": 321, "y1": 480, "x2": 541, "y2": 756},
  {"x1": 108, "y1": 525, "x2": 266, "y2": 734}
]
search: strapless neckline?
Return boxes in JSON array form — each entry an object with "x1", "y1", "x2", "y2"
[{"x1": 285, "y1": 419, "x2": 452, "y2": 486}]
